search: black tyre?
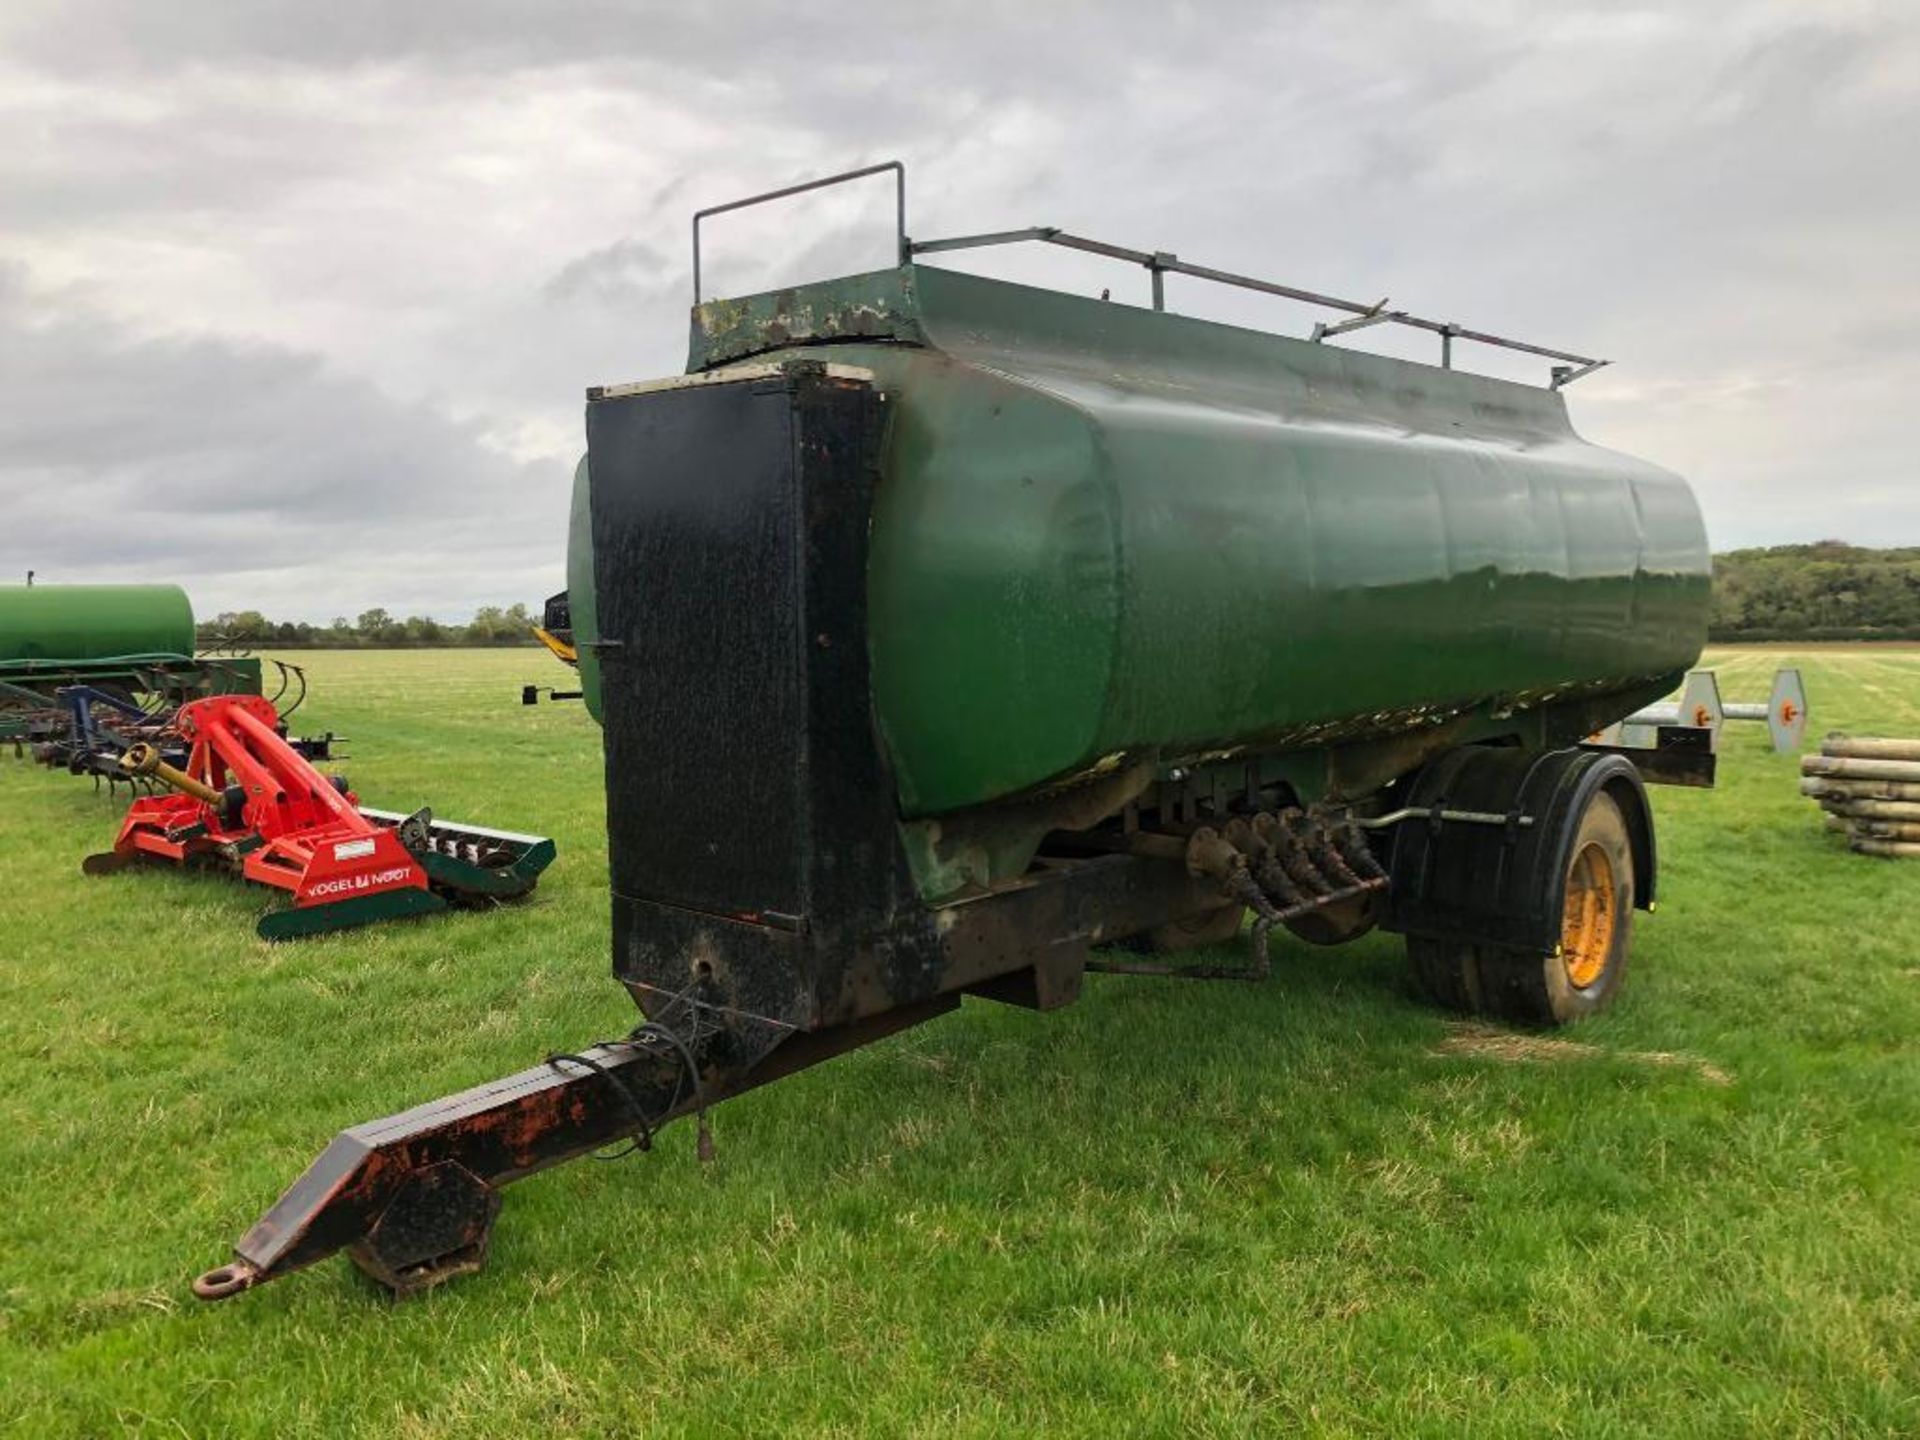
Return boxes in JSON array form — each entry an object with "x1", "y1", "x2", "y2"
[
  {"x1": 1409, "y1": 933, "x2": 1482, "y2": 1013},
  {"x1": 1475, "y1": 790, "x2": 1635, "y2": 1026}
]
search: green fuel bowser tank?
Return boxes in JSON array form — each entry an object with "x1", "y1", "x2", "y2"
[
  {"x1": 569, "y1": 262, "x2": 1709, "y2": 825},
  {"x1": 185, "y1": 184, "x2": 1718, "y2": 1305},
  {"x1": 0, "y1": 584, "x2": 196, "y2": 668}
]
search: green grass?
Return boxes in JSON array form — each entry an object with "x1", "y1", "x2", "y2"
[{"x1": 2, "y1": 646, "x2": 1917, "y2": 1437}]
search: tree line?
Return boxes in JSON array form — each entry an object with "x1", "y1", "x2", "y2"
[
  {"x1": 195, "y1": 542, "x2": 1920, "y2": 648},
  {"x1": 197, "y1": 604, "x2": 542, "y2": 649},
  {"x1": 1710, "y1": 542, "x2": 1920, "y2": 641}
]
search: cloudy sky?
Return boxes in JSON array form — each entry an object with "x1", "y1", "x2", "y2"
[{"x1": 3, "y1": 1, "x2": 1915, "y2": 622}]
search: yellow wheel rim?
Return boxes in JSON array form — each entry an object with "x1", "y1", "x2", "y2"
[{"x1": 1560, "y1": 841, "x2": 1616, "y2": 989}]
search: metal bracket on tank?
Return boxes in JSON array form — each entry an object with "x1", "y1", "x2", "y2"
[
  {"x1": 1310, "y1": 300, "x2": 1399, "y2": 342},
  {"x1": 691, "y1": 160, "x2": 908, "y2": 303},
  {"x1": 1551, "y1": 359, "x2": 1610, "y2": 390}
]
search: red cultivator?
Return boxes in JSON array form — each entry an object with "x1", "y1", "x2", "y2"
[{"x1": 84, "y1": 694, "x2": 554, "y2": 939}]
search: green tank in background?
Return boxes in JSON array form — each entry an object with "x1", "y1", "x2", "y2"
[
  {"x1": 0, "y1": 582, "x2": 261, "y2": 738},
  {"x1": 0, "y1": 584, "x2": 196, "y2": 668}
]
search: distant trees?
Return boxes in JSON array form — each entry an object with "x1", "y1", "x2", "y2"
[
  {"x1": 465, "y1": 604, "x2": 535, "y2": 644},
  {"x1": 1710, "y1": 543, "x2": 1920, "y2": 641},
  {"x1": 213, "y1": 610, "x2": 272, "y2": 642},
  {"x1": 197, "y1": 603, "x2": 542, "y2": 649},
  {"x1": 191, "y1": 542, "x2": 1920, "y2": 649},
  {"x1": 354, "y1": 607, "x2": 399, "y2": 644}
]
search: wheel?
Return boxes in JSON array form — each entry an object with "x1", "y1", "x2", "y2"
[
  {"x1": 1475, "y1": 790, "x2": 1635, "y2": 1026},
  {"x1": 1408, "y1": 933, "x2": 1482, "y2": 1013}
]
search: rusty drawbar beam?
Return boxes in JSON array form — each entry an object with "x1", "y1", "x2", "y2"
[
  {"x1": 192, "y1": 1030, "x2": 709, "y2": 1300},
  {"x1": 191, "y1": 991, "x2": 958, "y2": 1302}
]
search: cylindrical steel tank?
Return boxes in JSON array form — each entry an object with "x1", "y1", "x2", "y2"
[
  {"x1": 575, "y1": 263, "x2": 1710, "y2": 818},
  {"x1": 0, "y1": 584, "x2": 195, "y2": 664},
  {"x1": 564, "y1": 458, "x2": 604, "y2": 724}
]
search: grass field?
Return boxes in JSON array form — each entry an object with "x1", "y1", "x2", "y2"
[{"x1": 2, "y1": 646, "x2": 1917, "y2": 1437}]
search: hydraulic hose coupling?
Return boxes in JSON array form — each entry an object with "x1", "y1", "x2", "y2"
[
  {"x1": 1229, "y1": 815, "x2": 1308, "y2": 908},
  {"x1": 1333, "y1": 814, "x2": 1388, "y2": 882},
  {"x1": 1256, "y1": 810, "x2": 1335, "y2": 896},
  {"x1": 1291, "y1": 809, "x2": 1361, "y2": 889},
  {"x1": 1184, "y1": 826, "x2": 1282, "y2": 922}
]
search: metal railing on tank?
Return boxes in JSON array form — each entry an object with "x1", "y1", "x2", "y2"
[{"x1": 691, "y1": 159, "x2": 1609, "y2": 391}]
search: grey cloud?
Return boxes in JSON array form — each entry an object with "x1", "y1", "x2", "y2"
[
  {"x1": 1, "y1": 0, "x2": 1241, "y2": 79},
  {"x1": 2, "y1": 86, "x2": 386, "y2": 228},
  {"x1": 543, "y1": 238, "x2": 675, "y2": 305},
  {"x1": 2, "y1": 0, "x2": 1917, "y2": 623},
  {"x1": 0, "y1": 269, "x2": 563, "y2": 617}
]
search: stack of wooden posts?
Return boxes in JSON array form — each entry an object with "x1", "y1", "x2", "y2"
[{"x1": 1800, "y1": 735, "x2": 1920, "y2": 858}]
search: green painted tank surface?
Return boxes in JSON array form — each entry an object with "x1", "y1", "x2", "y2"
[
  {"x1": 580, "y1": 263, "x2": 1710, "y2": 818},
  {"x1": 565, "y1": 457, "x2": 605, "y2": 725},
  {"x1": 0, "y1": 584, "x2": 195, "y2": 667}
]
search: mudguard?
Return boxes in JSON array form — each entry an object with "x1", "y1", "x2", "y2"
[{"x1": 1381, "y1": 746, "x2": 1655, "y2": 955}]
